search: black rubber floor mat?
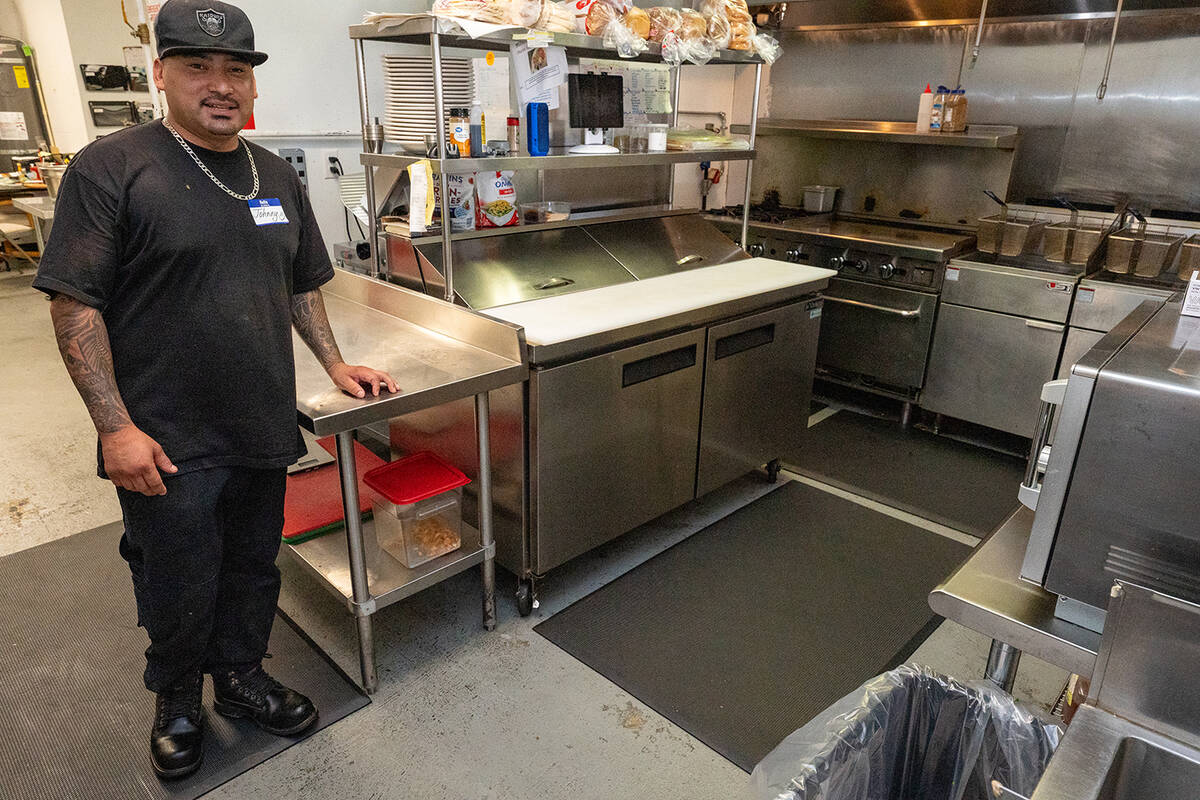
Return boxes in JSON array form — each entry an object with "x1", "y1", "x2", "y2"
[
  {"x1": 534, "y1": 481, "x2": 969, "y2": 772},
  {"x1": 789, "y1": 410, "x2": 1025, "y2": 538},
  {"x1": 0, "y1": 522, "x2": 368, "y2": 800}
]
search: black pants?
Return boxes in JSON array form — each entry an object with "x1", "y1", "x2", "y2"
[{"x1": 117, "y1": 466, "x2": 287, "y2": 693}]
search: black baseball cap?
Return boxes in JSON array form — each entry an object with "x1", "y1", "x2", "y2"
[{"x1": 155, "y1": 0, "x2": 268, "y2": 66}]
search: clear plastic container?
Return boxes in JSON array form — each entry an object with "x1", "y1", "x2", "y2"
[
  {"x1": 646, "y1": 123, "x2": 668, "y2": 152},
  {"x1": 519, "y1": 201, "x2": 571, "y2": 223},
  {"x1": 364, "y1": 451, "x2": 470, "y2": 569},
  {"x1": 372, "y1": 489, "x2": 463, "y2": 569}
]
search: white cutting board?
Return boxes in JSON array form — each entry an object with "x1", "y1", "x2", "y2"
[{"x1": 482, "y1": 258, "x2": 836, "y2": 347}]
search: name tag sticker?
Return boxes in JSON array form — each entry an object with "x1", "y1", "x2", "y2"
[{"x1": 248, "y1": 198, "x2": 288, "y2": 226}]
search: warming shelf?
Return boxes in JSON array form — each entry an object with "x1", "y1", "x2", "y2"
[{"x1": 731, "y1": 119, "x2": 1021, "y2": 149}]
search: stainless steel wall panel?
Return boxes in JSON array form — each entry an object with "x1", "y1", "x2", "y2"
[
  {"x1": 696, "y1": 300, "x2": 821, "y2": 496},
  {"x1": 1054, "y1": 13, "x2": 1200, "y2": 211},
  {"x1": 529, "y1": 328, "x2": 706, "y2": 573},
  {"x1": 957, "y1": 21, "x2": 1089, "y2": 205},
  {"x1": 780, "y1": 0, "x2": 1200, "y2": 29}
]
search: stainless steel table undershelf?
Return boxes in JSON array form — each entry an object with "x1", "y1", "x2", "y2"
[
  {"x1": 290, "y1": 270, "x2": 526, "y2": 693},
  {"x1": 12, "y1": 195, "x2": 53, "y2": 252},
  {"x1": 928, "y1": 506, "x2": 1100, "y2": 682}
]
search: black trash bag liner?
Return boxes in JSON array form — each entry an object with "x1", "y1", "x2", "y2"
[{"x1": 752, "y1": 664, "x2": 1061, "y2": 800}]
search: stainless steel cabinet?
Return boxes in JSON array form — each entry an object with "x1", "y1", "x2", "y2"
[
  {"x1": 697, "y1": 300, "x2": 821, "y2": 496},
  {"x1": 817, "y1": 278, "x2": 938, "y2": 391},
  {"x1": 530, "y1": 328, "x2": 706, "y2": 572},
  {"x1": 922, "y1": 303, "x2": 1065, "y2": 437}
]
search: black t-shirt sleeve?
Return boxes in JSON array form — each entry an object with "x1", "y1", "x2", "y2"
[
  {"x1": 32, "y1": 165, "x2": 122, "y2": 309},
  {"x1": 292, "y1": 186, "x2": 334, "y2": 294}
]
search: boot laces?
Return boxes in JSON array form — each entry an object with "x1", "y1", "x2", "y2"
[
  {"x1": 231, "y1": 665, "x2": 283, "y2": 703},
  {"x1": 156, "y1": 674, "x2": 202, "y2": 726}
]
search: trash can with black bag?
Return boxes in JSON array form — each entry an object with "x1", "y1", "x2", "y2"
[{"x1": 751, "y1": 664, "x2": 1061, "y2": 800}]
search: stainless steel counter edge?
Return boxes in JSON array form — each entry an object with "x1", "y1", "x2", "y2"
[
  {"x1": 296, "y1": 271, "x2": 528, "y2": 436},
  {"x1": 928, "y1": 506, "x2": 1100, "y2": 678},
  {"x1": 489, "y1": 280, "x2": 830, "y2": 366}
]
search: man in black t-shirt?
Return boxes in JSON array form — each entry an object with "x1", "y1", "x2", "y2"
[{"x1": 35, "y1": 0, "x2": 396, "y2": 780}]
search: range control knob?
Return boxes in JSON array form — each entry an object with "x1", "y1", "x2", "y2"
[
  {"x1": 879, "y1": 262, "x2": 897, "y2": 279},
  {"x1": 785, "y1": 246, "x2": 803, "y2": 263},
  {"x1": 749, "y1": 242, "x2": 765, "y2": 257},
  {"x1": 849, "y1": 258, "x2": 870, "y2": 273},
  {"x1": 829, "y1": 255, "x2": 845, "y2": 269}
]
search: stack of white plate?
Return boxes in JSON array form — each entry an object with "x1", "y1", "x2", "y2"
[{"x1": 383, "y1": 56, "x2": 475, "y2": 145}]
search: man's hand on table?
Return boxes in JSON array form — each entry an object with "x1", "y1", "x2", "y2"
[
  {"x1": 327, "y1": 362, "x2": 399, "y2": 399},
  {"x1": 101, "y1": 425, "x2": 178, "y2": 496}
]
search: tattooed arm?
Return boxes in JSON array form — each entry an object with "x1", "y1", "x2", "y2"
[
  {"x1": 49, "y1": 294, "x2": 176, "y2": 495},
  {"x1": 291, "y1": 289, "x2": 398, "y2": 397}
]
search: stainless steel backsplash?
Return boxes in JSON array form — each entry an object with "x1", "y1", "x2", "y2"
[{"x1": 765, "y1": 12, "x2": 1200, "y2": 213}]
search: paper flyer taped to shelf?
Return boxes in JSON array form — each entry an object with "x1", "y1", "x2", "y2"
[
  {"x1": 511, "y1": 42, "x2": 567, "y2": 110},
  {"x1": 0, "y1": 111, "x2": 27, "y2": 141}
]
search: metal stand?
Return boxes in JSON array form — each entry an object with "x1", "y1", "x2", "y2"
[
  {"x1": 985, "y1": 639, "x2": 1022, "y2": 693},
  {"x1": 330, "y1": 402, "x2": 499, "y2": 691}
]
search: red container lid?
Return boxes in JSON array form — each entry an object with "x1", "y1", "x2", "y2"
[{"x1": 363, "y1": 451, "x2": 470, "y2": 505}]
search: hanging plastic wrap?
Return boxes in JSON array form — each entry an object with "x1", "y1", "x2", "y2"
[
  {"x1": 751, "y1": 665, "x2": 1061, "y2": 800},
  {"x1": 751, "y1": 32, "x2": 782, "y2": 64}
]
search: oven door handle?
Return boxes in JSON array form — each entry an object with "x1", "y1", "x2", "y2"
[{"x1": 823, "y1": 295, "x2": 922, "y2": 319}]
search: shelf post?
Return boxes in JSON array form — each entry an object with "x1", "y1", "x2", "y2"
[
  {"x1": 431, "y1": 28, "x2": 456, "y2": 304},
  {"x1": 668, "y1": 64, "x2": 682, "y2": 208},
  {"x1": 740, "y1": 62, "x2": 762, "y2": 250},
  {"x1": 354, "y1": 39, "x2": 383, "y2": 279},
  {"x1": 335, "y1": 430, "x2": 378, "y2": 693},
  {"x1": 475, "y1": 392, "x2": 496, "y2": 630}
]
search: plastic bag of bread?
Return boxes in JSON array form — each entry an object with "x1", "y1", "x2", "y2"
[
  {"x1": 602, "y1": 13, "x2": 651, "y2": 56},
  {"x1": 678, "y1": 8, "x2": 708, "y2": 40},
  {"x1": 728, "y1": 18, "x2": 755, "y2": 49},
  {"x1": 706, "y1": 12, "x2": 731, "y2": 48},
  {"x1": 647, "y1": 6, "x2": 682, "y2": 42},
  {"x1": 582, "y1": 0, "x2": 618, "y2": 34},
  {"x1": 698, "y1": 0, "x2": 751, "y2": 24},
  {"x1": 535, "y1": 0, "x2": 575, "y2": 31},
  {"x1": 622, "y1": 6, "x2": 651, "y2": 39},
  {"x1": 432, "y1": 0, "x2": 543, "y2": 26}
]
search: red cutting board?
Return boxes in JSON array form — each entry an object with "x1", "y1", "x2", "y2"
[{"x1": 282, "y1": 438, "x2": 386, "y2": 541}]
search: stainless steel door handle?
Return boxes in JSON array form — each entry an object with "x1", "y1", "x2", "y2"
[
  {"x1": 675, "y1": 254, "x2": 704, "y2": 266},
  {"x1": 1025, "y1": 319, "x2": 1065, "y2": 332},
  {"x1": 824, "y1": 295, "x2": 921, "y2": 319}
]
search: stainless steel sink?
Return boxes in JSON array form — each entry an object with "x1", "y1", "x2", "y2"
[
  {"x1": 1032, "y1": 706, "x2": 1200, "y2": 800},
  {"x1": 1097, "y1": 738, "x2": 1200, "y2": 800}
]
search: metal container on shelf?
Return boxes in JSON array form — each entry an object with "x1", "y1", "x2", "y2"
[
  {"x1": 1133, "y1": 231, "x2": 1185, "y2": 277},
  {"x1": 1179, "y1": 235, "x2": 1200, "y2": 280}
]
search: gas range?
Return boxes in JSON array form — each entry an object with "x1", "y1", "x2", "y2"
[{"x1": 706, "y1": 211, "x2": 976, "y2": 293}]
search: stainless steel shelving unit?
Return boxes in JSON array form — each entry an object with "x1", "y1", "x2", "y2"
[
  {"x1": 730, "y1": 119, "x2": 1021, "y2": 149},
  {"x1": 290, "y1": 270, "x2": 527, "y2": 693},
  {"x1": 350, "y1": 15, "x2": 765, "y2": 301}
]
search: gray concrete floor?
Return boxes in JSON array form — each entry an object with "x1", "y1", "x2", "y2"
[{"x1": 1, "y1": 269, "x2": 1067, "y2": 798}]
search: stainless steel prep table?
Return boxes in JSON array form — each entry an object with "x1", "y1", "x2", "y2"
[
  {"x1": 928, "y1": 506, "x2": 1100, "y2": 689},
  {"x1": 290, "y1": 270, "x2": 527, "y2": 693}
]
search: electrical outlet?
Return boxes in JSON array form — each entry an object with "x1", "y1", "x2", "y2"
[
  {"x1": 278, "y1": 147, "x2": 308, "y2": 190},
  {"x1": 320, "y1": 148, "x2": 343, "y2": 179}
]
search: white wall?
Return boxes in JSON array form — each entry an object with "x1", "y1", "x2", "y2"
[
  {"x1": 59, "y1": 0, "x2": 153, "y2": 144},
  {"x1": 13, "y1": 0, "x2": 88, "y2": 152}
]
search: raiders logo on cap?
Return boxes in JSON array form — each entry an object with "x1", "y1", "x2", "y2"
[{"x1": 196, "y1": 8, "x2": 226, "y2": 37}]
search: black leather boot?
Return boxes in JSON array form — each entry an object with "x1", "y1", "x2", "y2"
[
  {"x1": 211, "y1": 665, "x2": 318, "y2": 736},
  {"x1": 150, "y1": 673, "x2": 204, "y2": 779}
]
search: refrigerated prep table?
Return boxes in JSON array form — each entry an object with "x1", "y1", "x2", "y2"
[
  {"x1": 289, "y1": 270, "x2": 527, "y2": 692},
  {"x1": 384, "y1": 220, "x2": 835, "y2": 612}
]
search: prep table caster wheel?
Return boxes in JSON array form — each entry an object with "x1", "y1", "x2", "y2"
[
  {"x1": 766, "y1": 459, "x2": 782, "y2": 483},
  {"x1": 516, "y1": 579, "x2": 535, "y2": 617}
]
